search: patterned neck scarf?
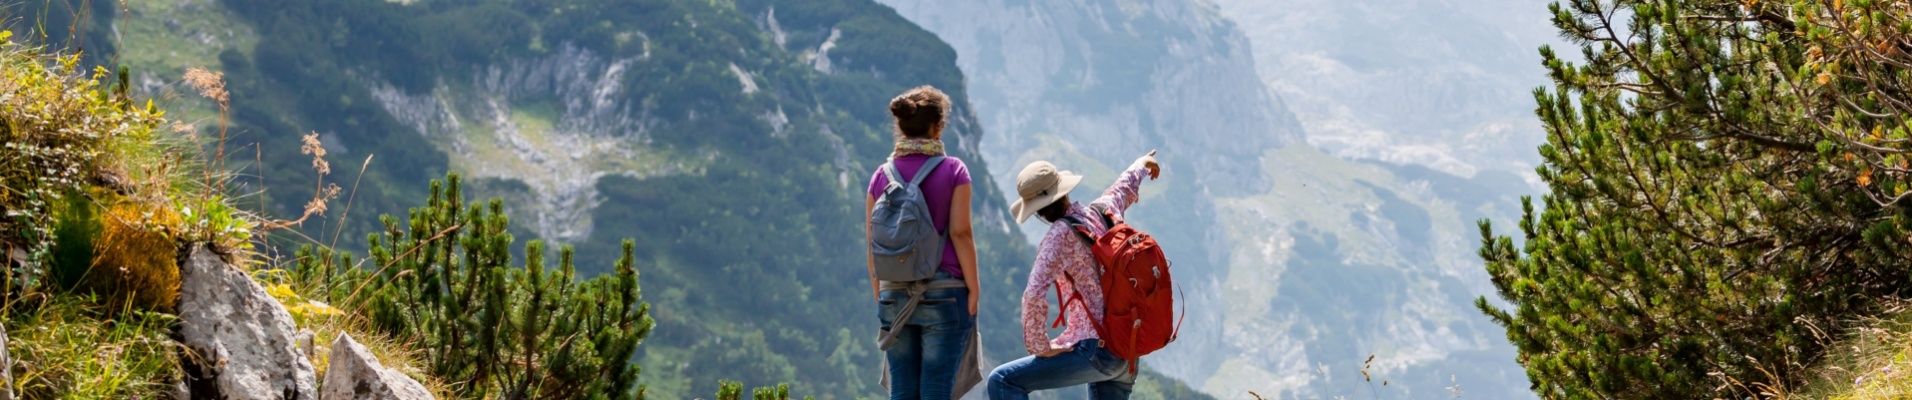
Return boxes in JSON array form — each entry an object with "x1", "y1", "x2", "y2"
[{"x1": 893, "y1": 138, "x2": 945, "y2": 157}]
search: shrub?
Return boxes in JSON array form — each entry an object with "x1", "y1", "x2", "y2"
[
  {"x1": 47, "y1": 193, "x2": 103, "y2": 290},
  {"x1": 0, "y1": 32, "x2": 166, "y2": 295},
  {"x1": 292, "y1": 173, "x2": 654, "y2": 399},
  {"x1": 1478, "y1": 0, "x2": 1912, "y2": 398}
]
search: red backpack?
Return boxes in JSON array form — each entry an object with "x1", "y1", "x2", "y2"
[{"x1": 1057, "y1": 206, "x2": 1182, "y2": 371}]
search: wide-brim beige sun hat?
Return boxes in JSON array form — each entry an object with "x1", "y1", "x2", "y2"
[{"x1": 1011, "y1": 161, "x2": 1083, "y2": 224}]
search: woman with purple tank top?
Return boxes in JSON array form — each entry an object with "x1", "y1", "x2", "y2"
[{"x1": 865, "y1": 86, "x2": 981, "y2": 400}]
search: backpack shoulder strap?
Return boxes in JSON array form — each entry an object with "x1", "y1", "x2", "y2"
[
  {"x1": 1059, "y1": 214, "x2": 1096, "y2": 244},
  {"x1": 905, "y1": 156, "x2": 946, "y2": 187},
  {"x1": 881, "y1": 159, "x2": 906, "y2": 189},
  {"x1": 1088, "y1": 203, "x2": 1118, "y2": 227}
]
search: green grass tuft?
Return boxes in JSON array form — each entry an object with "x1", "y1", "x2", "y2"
[
  {"x1": 1787, "y1": 306, "x2": 1912, "y2": 400},
  {"x1": 3, "y1": 295, "x2": 180, "y2": 400}
]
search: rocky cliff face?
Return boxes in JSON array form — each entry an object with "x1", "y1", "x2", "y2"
[
  {"x1": 1208, "y1": 0, "x2": 1558, "y2": 178},
  {"x1": 365, "y1": 45, "x2": 664, "y2": 244},
  {"x1": 874, "y1": 0, "x2": 1539, "y2": 398}
]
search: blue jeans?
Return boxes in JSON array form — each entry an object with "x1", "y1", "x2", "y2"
[
  {"x1": 987, "y1": 339, "x2": 1135, "y2": 400},
  {"x1": 880, "y1": 272, "x2": 973, "y2": 400}
]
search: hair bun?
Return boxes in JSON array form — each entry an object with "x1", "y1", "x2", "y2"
[
  {"x1": 890, "y1": 97, "x2": 918, "y2": 119},
  {"x1": 889, "y1": 85, "x2": 950, "y2": 139}
]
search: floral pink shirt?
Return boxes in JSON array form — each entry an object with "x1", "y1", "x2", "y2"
[{"x1": 1020, "y1": 162, "x2": 1149, "y2": 355}]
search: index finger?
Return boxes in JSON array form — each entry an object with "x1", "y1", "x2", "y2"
[{"x1": 1147, "y1": 149, "x2": 1158, "y2": 157}]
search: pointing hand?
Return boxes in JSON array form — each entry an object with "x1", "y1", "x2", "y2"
[{"x1": 1140, "y1": 150, "x2": 1160, "y2": 180}]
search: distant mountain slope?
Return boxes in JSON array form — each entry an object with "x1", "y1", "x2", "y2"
[
  {"x1": 88, "y1": 0, "x2": 1039, "y2": 397},
  {"x1": 874, "y1": 0, "x2": 1538, "y2": 398}
]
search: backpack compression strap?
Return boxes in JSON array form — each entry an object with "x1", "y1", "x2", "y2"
[
  {"x1": 1050, "y1": 212, "x2": 1110, "y2": 338},
  {"x1": 1051, "y1": 267, "x2": 1109, "y2": 336}
]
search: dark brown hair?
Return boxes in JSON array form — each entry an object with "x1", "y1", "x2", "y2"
[
  {"x1": 1037, "y1": 195, "x2": 1072, "y2": 223},
  {"x1": 889, "y1": 85, "x2": 950, "y2": 139}
]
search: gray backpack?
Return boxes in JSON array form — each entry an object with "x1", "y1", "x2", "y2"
[{"x1": 868, "y1": 156, "x2": 947, "y2": 282}]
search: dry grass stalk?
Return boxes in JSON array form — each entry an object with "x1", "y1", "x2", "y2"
[
  {"x1": 182, "y1": 67, "x2": 232, "y2": 191},
  {"x1": 262, "y1": 133, "x2": 340, "y2": 231}
]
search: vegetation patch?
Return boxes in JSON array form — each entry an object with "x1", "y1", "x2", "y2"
[
  {"x1": 83, "y1": 199, "x2": 184, "y2": 312},
  {"x1": 2, "y1": 295, "x2": 180, "y2": 399},
  {"x1": 289, "y1": 175, "x2": 655, "y2": 399},
  {"x1": 1786, "y1": 306, "x2": 1912, "y2": 399}
]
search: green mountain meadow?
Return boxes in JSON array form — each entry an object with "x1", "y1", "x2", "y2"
[{"x1": 1, "y1": 0, "x2": 1209, "y2": 397}]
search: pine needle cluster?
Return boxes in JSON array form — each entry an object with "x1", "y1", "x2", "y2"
[
  {"x1": 1479, "y1": 0, "x2": 1912, "y2": 398},
  {"x1": 292, "y1": 174, "x2": 655, "y2": 399}
]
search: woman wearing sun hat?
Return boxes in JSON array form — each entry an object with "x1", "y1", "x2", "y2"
[{"x1": 987, "y1": 150, "x2": 1160, "y2": 400}]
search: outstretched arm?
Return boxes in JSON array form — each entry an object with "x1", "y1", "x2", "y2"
[{"x1": 1096, "y1": 150, "x2": 1161, "y2": 216}]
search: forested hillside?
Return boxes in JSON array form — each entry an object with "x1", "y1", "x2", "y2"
[
  {"x1": 1, "y1": 0, "x2": 1217, "y2": 397},
  {"x1": 174, "y1": 0, "x2": 1019, "y2": 396}
]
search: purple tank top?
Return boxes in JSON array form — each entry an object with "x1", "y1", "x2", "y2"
[{"x1": 867, "y1": 155, "x2": 972, "y2": 278}]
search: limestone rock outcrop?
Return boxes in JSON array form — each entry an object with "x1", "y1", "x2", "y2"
[
  {"x1": 177, "y1": 244, "x2": 319, "y2": 399},
  {"x1": 321, "y1": 334, "x2": 432, "y2": 400}
]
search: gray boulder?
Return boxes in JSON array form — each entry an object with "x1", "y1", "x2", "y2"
[
  {"x1": 321, "y1": 334, "x2": 432, "y2": 400},
  {"x1": 177, "y1": 244, "x2": 319, "y2": 399}
]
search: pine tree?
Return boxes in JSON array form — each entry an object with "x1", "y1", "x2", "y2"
[
  {"x1": 1479, "y1": 0, "x2": 1912, "y2": 398},
  {"x1": 295, "y1": 173, "x2": 654, "y2": 399}
]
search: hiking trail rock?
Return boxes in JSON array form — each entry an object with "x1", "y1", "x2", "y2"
[
  {"x1": 321, "y1": 334, "x2": 432, "y2": 400},
  {"x1": 177, "y1": 244, "x2": 319, "y2": 399}
]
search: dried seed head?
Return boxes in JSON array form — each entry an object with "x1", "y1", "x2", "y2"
[
  {"x1": 301, "y1": 133, "x2": 330, "y2": 175},
  {"x1": 182, "y1": 67, "x2": 228, "y2": 104},
  {"x1": 302, "y1": 197, "x2": 328, "y2": 218}
]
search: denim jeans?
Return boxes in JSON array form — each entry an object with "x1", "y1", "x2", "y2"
[
  {"x1": 880, "y1": 271, "x2": 974, "y2": 400},
  {"x1": 986, "y1": 339, "x2": 1135, "y2": 400}
]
